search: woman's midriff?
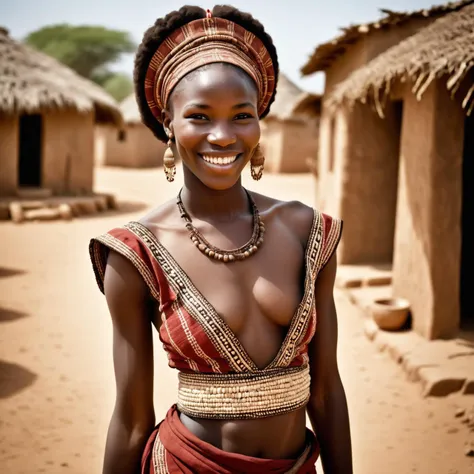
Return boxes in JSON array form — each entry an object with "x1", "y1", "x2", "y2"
[{"x1": 179, "y1": 406, "x2": 308, "y2": 459}]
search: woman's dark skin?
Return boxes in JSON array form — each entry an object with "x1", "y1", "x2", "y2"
[{"x1": 102, "y1": 63, "x2": 352, "y2": 474}]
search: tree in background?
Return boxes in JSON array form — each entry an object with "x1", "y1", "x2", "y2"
[
  {"x1": 98, "y1": 72, "x2": 134, "y2": 103},
  {"x1": 91, "y1": 69, "x2": 134, "y2": 103},
  {"x1": 25, "y1": 24, "x2": 135, "y2": 102}
]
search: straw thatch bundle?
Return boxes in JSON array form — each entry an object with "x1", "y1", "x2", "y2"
[
  {"x1": 0, "y1": 27, "x2": 122, "y2": 124},
  {"x1": 326, "y1": 2, "x2": 474, "y2": 116},
  {"x1": 301, "y1": 0, "x2": 472, "y2": 75}
]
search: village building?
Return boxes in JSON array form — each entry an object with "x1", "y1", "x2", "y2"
[
  {"x1": 290, "y1": 92, "x2": 322, "y2": 175},
  {"x1": 301, "y1": 0, "x2": 474, "y2": 339},
  {"x1": 95, "y1": 93, "x2": 166, "y2": 168},
  {"x1": 260, "y1": 74, "x2": 321, "y2": 173},
  {"x1": 0, "y1": 27, "x2": 122, "y2": 202}
]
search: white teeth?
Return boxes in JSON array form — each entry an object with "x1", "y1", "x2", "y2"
[{"x1": 201, "y1": 155, "x2": 238, "y2": 165}]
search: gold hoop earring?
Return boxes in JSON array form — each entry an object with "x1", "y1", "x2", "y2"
[
  {"x1": 163, "y1": 139, "x2": 176, "y2": 182},
  {"x1": 250, "y1": 144, "x2": 265, "y2": 181}
]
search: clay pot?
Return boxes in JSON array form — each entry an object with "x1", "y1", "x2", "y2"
[{"x1": 370, "y1": 297, "x2": 410, "y2": 331}]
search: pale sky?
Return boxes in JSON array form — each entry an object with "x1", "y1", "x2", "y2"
[{"x1": 2, "y1": 0, "x2": 441, "y2": 93}]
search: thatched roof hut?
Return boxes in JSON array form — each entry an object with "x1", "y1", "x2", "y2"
[
  {"x1": 302, "y1": 2, "x2": 474, "y2": 341},
  {"x1": 0, "y1": 27, "x2": 122, "y2": 125},
  {"x1": 326, "y1": 1, "x2": 474, "y2": 115},
  {"x1": 95, "y1": 93, "x2": 166, "y2": 168},
  {"x1": 291, "y1": 92, "x2": 322, "y2": 117},
  {"x1": 119, "y1": 93, "x2": 141, "y2": 124},
  {"x1": 0, "y1": 28, "x2": 123, "y2": 197},
  {"x1": 301, "y1": 0, "x2": 472, "y2": 75},
  {"x1": 266, "y1": 73, "x2": 305, "y2": 121},
  {"x1": 260, "y1": 74, "x2": 321, "y2": 173}
]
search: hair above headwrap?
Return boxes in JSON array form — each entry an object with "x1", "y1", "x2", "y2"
[{"x1": 144, "y1": 16, "x2": 276, "y2": 123}]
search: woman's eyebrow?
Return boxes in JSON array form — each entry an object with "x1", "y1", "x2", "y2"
[
  {"x1": 233, "y1": 102, "x2": 254, "y2": 109},
  {"x1": 184, "y1": 102, "x2": 255, "y2": 111},
  {"x1": 184, "y1": 103, "x2": 211, "y2": 110}
]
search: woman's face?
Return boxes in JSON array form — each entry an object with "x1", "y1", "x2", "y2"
[{"x1": 165, "y1": 63, "x2": 260, "y2": 190}]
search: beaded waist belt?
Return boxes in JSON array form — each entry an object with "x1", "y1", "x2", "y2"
[{"x1": 177, "y1": 364, "x2": 311, "y2": 420}]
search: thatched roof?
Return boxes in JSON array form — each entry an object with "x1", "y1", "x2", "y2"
[
  {"x1": 266, "y1": 73, "x2": 305, "y2": 120},
  {"x1": 301, "y1": 0, "x2": 473, "y2": 75},
  {"x1": 0, "y1": 27, "x2": 123, "y2": 125},
  {"x1": 291, "y1": 93, "x2": 322, "y2": 117},
  {"x1": 120, "y1": 93, "x2": 141, "y2": 124},
  {"x1": 326, "y1": 2, "x2": 474, "y2": 116}
]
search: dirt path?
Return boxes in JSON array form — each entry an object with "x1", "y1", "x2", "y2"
[{"x1": 0, "y1": 167, "x2": 472, "y2": 473}]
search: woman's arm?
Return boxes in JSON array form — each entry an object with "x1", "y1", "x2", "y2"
[
  {"x1": 102, "y1": 250, "x2": 156, "y2": 474},
  {"x1": 307, "y1": 253, "x2": 353, "y2": 474}
]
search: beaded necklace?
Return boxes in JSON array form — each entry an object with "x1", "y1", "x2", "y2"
[{"x1": 177, "y1": 189, "x2": 265, "y2": 263}]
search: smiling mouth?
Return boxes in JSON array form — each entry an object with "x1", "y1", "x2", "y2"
[{"x1": 199, "y1": 154, "x2": 241, "y2": 166}]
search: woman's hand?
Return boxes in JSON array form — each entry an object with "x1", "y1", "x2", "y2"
[{"x1": 102, "y1": 250, "x2": 156, "y2": 474}]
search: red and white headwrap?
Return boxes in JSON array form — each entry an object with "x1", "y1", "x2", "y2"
[{"x1": 144, "y1": 14, "x2": 276, "y2": 123}]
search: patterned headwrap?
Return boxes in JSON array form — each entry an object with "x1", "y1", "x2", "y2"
[{"x1": 144, "y1": 14, "x2": 276, "y2": 123}]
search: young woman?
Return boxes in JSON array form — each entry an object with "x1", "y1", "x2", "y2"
[{"x1": 90, "y1": 5, "x2": 352, "y2": 474}]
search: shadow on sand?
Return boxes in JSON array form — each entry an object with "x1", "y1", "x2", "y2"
[
  {"x1": 0, "y1": 306, "x2": 29, "y2": 323},
  {"x1": 0, "y1": 267, "x2": 27, "y2": 279},
  {"x1": 0, "y1": 359, "x2": 38, "y2": 399},
  {"x1": 456, "y1": 323, "x2": 474, "y2": 349}
]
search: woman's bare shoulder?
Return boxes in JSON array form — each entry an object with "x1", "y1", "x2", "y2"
[
  {"x1": 98, "y1": 199, "x2": 177, "y2": 299},
  {"x1": 250, "y1": 191, "x2": 315, "y2": 247},
  {"x1": 280, "y1": 200, "x2": 315, "y2": 248},
  {"x1": 135, "y1": 197, "x2": 179, "y2": 237}
]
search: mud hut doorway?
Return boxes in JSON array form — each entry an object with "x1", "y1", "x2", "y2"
[
  {"x1": 342, "y1": 99, "x2": 403, "y2": 263},
  {"x1": 461, "y1": 112, "x2": 474, "y2": 328},
  {"x1": 380, "y1": 99, "x2": 404, "y2": 262},
  {"x1": 18, "y1": 114, "x2": 42, "y2": 187}
]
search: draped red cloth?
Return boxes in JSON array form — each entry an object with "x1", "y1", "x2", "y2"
[
  {"x1": 141, "y1": 406, "x2": 319, "y2": 474},
  {"x1": 89, "y1": 213, "x2": 343, "y2": 378},
  {"x1": 90, "y1": 213, "x2": 342, "y2": 473}
]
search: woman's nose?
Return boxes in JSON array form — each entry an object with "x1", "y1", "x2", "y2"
[{"x1": 207, "y1": 124, "x2": 237, "y2": 147}]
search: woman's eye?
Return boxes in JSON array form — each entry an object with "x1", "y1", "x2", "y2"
[
  {"x1": 188, "y1": 114, "x2": 208, "y2": 120},
  {"x1": 234, "y1": 113, "x2": 253, "y2": 120}
]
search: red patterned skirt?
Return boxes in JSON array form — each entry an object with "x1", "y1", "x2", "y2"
[{"x1": 141, "y1": 405, "x2": 319, "y2": 474}]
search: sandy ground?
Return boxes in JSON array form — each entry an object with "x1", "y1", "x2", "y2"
[{"x1": 0, "y1": 167, "x2": 473, "y2": 474}]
